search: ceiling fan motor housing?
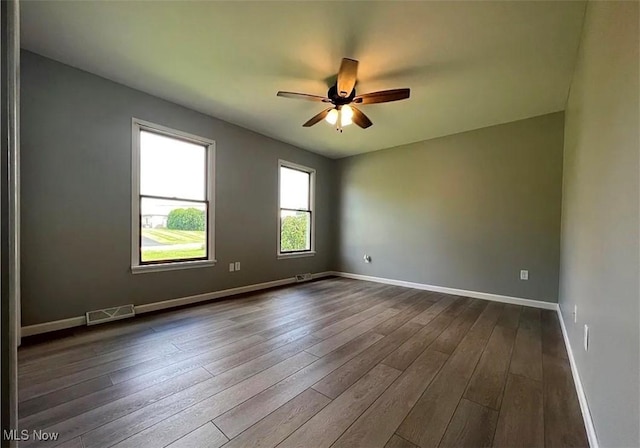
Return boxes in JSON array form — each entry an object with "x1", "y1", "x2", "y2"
[{"x1": 328, "y1": 85, "x2": 356, "y2": 106}]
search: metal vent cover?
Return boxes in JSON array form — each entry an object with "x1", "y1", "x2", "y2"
[
  {"x1": 86, "y1": 304, "x2": 135, "y2": 326},
  {"x1": 295, "y1": 273, "x2": 313, "y2": 282}
]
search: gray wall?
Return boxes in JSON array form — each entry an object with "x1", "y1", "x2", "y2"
[
  {"x1": 335, "y1": 113, "x2": 564, "y2": 303},
  {"x1": 559, "y1": 1, "x2": 639, "y2": 446},
  {"x1": 21, "y1": 51, "x2": 336, "y2": 326}
]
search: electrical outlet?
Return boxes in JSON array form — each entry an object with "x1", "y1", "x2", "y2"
[
  {"x1": 235, "y1": 261, "x2": 241, "y2": 271},
  {"x1": 583, "y1": 324, "x2": 589, "y2": 351},
  {"x1": 573, "y1": 304, "x2": 578, "y2": 323},
  {"x1": 229, "y1": 262, "x2": 235, "y2": 272},
  {"x1": 520, "y1": 270, "x2": 529, "y2": 280}
]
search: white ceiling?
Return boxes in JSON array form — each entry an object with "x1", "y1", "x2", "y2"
[{"x1": 21, "y1": 1, "x2": 586, "y2": 158}]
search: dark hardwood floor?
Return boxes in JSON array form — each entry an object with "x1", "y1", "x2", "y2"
[{"x1": 17, "y1": 277, "x2": 588, "y2": 448}]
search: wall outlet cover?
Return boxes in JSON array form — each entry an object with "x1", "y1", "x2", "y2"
[
  {"x1": 235, "y1": 261, "x2": 241, "y2": 271},
  {"x1": 520, "y1": 270, "x2": 529, "y2": 280}
]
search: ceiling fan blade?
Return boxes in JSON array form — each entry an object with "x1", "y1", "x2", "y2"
[
  {"x1": 277, "y1": 91, "x2": 331, "y2": 102},
  {"x1": 303, "y1": 108, "x2": 333, "y2": 127},
  {"x1": 337, "y1": 58, "x2": 358, "y2": 97},
  {"x1": 351, "y1": 106, "x2": 373, "y2": 129},
  {"x1": 354, "y1": 88, "x2": 410, "y2": 105}
]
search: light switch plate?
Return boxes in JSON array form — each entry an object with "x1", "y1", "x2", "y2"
[
  {"x1": 235, "y1": 262, "x2": 241, "y2": 271},
  {"x1": 229, "y1": 262, "x2": 235, "y2": 272},
  {"x1": 520, "y1": 270, "x2": 529, "y2": 280}
]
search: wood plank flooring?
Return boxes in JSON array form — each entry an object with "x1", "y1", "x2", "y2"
[{"x1": 18, "y1": 278, "x2": 588, "y2": 448}]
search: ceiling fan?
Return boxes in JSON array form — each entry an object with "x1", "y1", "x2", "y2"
[{"x1": 277, "y1": 58, "x2": 410, "y2": 132}]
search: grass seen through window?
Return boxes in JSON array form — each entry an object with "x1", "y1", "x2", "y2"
[{"x1": 141, "y1": 228, "x2": 206, "y2": 262}]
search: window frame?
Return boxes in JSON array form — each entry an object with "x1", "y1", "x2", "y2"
[
  {"x1": 277, "y1": 159, "x2": 316, "y2": 259},
  {"x1": 131, "y1": 118, "x2": 216, "y2": 273}
]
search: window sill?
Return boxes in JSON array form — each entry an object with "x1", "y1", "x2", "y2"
[
  {"x1": 277, "y1": 251, "x2": 316, "y2": 260},
  {"x1": 131, "y1": 259, "x2": 217, "y2": 274}
]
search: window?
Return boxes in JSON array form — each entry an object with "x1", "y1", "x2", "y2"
[
  {"x1": 131, "y1": 119, "x2": 215, "y2": 273},
  {"x1": 278, "y1": 160, "x2": 315, "y2": 258}
]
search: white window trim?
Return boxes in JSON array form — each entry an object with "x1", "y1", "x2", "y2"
[
  {"x1": 277, "y1": 159, "x2": 316, "y2": 259},
  {"x1": 131, "y1": 118, "x2": 216, "y2": 274}
]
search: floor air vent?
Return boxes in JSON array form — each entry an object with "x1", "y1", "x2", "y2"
[
  {"x1": 86, "y1": 304, "x2": 135, "y2": 326},
  {"x1": 295, "y1": 273, "x2": 313, "y2": 282}
]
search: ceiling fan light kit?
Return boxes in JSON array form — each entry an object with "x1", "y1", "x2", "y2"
[
  {"x1": 277, "y1": 58, "x2": 410, "y2": 132},
  {"x1": 325, "y1": 105, "x2": 353, "y2": 133}
]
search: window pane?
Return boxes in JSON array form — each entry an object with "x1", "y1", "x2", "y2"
[
  {"x1": 140, "y1": 130, "x2": 206, "y2": 200},
  {"x1": 141, "y1": 197, "x2": 207, "y2": 263},
  {"x1": 280, "y1": 166, "x2": 310, "y2": 210},
  {"x1": 280, "y1": 210, "x2": 311, "y2": 252}
]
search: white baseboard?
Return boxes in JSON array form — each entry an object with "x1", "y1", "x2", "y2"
[
  {"x1": 330, "y1": 271, "x2": 558, "y2": 310},
  {"x1": 557, "y1": 308, "x2": 599, "y2": 448},
  {"x1": 134, "y1": 278, "x2": 293, "y2": 314},
  {"x1": 21, "y1": 316, "x2": 87, "y2": 337},
  {"x1": 20, "y1": 271, "x2": 333, "y2": 337}
]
